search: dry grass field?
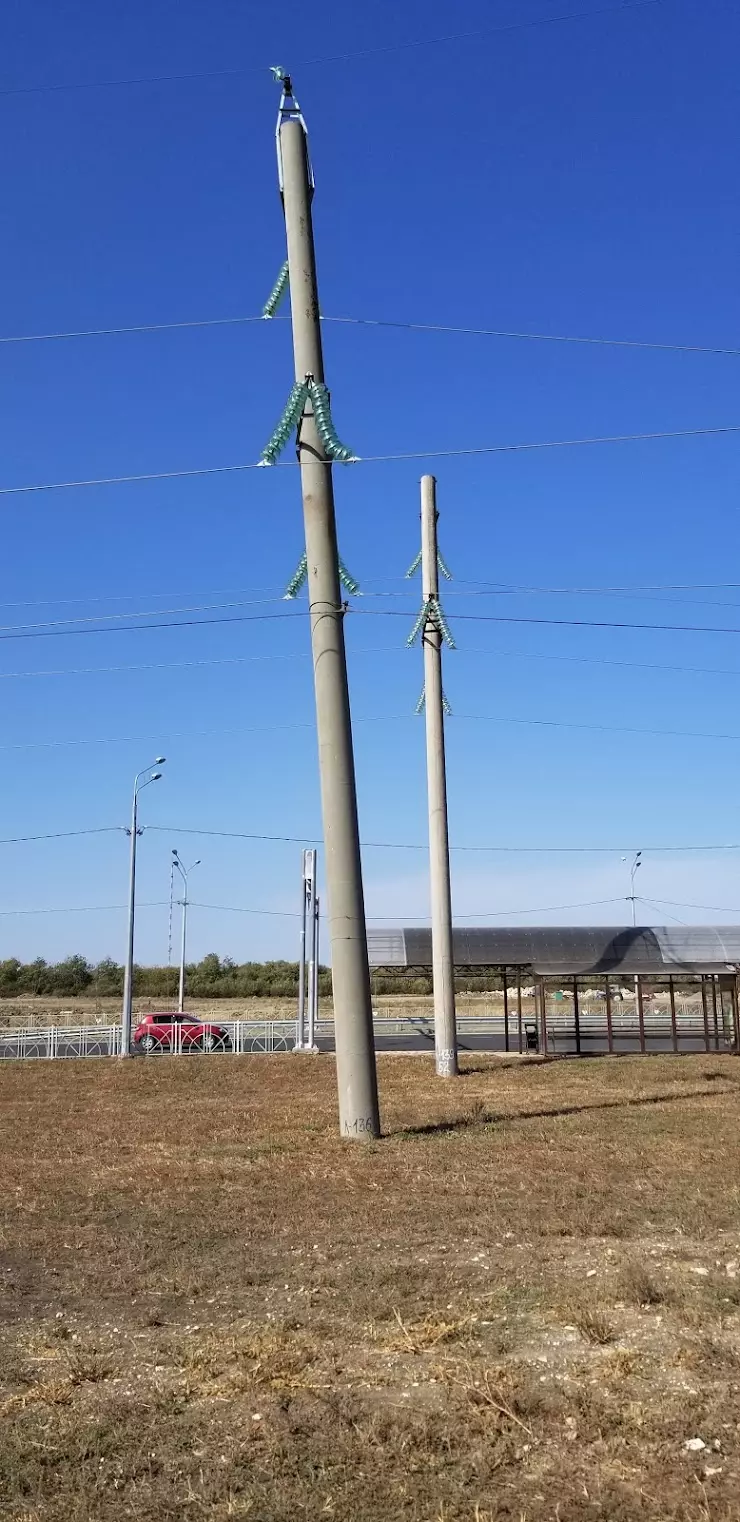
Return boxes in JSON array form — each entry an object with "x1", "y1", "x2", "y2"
[{"x1": 2, "y1": 1053, "x2": 740, "y2": 1520}]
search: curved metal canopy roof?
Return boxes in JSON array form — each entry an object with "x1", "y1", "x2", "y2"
[{"x1": 366, "y1": 926, "x2": 740, "y2": 976}]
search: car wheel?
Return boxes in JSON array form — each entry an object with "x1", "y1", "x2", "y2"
[
  {"x1": 200, "y1": 1031, "x2": 219, "y2": 1053},
  {"x1": 137, "y1": 1033, "x2": 159, "y2": 1055}
]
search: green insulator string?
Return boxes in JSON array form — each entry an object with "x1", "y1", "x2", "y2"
[
  {"x1": 407, "y1": 596, "x2": 456, "y2": 650},
  {"x1": 415, "y1": 685, "x2": 452, "y2": 716},
  {"x1": 338, "y1": 557, "x2": 360, "y2": 595},
  {"x1": 432, "y1": 598, "x2": 456, "y2": 650},
  {"x1": 262, "y1": 261, "x2": 290, "y2": 319},
  {"x1": 283, "y1": 551, "x2": 308, "y2": 599},
  {"x1": 259, "y1": 377, "x2": 357, "y2": 466},
  {"x1": 309, "y1": 381, "x2": 357, "y2": 463},
  {"x1": 407, "y1": 606, "x2": 427, "y2": 648},
  {"x1": 260, "y1": 380, "x2": 309, "y2": 466},
  {"x1": 284, "y1": 550, "x2": 360, "y2": 599},
  {"x1": 406, "y1": 546, "x2": 452, "y2": 580}
]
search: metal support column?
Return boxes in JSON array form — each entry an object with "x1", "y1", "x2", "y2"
[
  {"x1": 669, "y1": 975, "x2": 678, "y2": 1053},
  {"x1": 573, "y1": 975, "x2": 581, "y2": 1056},
  {"x1": 517, "y1": 969, "x2": 523, "y2": 1055},
  {"x1": 701, "y1": 976, "x2": 711, "y2": 1053},
  {"x1": 605, "y1": 975, "x2": 614, "y2": 1054},
  {"x1": 712, "y1": 977, "x2": 720, "y2": 1050},
  {"x1": 637, "y1": 975, "x2": 646, "y2": 1053},
  {"x1": 502, "y1": 966, "x2": 509, "y2": 1053}
]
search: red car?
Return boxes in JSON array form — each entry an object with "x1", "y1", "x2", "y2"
[{"x1": 133, "y1": 1012, "x2": 232, "y2": 1054}]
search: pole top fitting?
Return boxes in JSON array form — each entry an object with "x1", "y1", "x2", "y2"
[{"x1": 271, "y1": 67, "x2": 314, "y2": 196}]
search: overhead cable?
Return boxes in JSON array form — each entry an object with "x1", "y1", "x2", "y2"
[
  {"x1": 4, "y1": 309, "x2": 740, "y2": 361},
  {"x1": 2, "y1": 421, "x2": 740, "y2": 498},
  {"x1": 0, "y1": 827, "x2": 123, "y2": 845},
  {"x1": 12, "y1": 702, "x2": 740, "y2": 753},
  {"x1": 0, "y1": 1, "x2": 669, "y2": 99},
  {"x1": 5, "y1": 820, "x2": 740, "y2": 856}
]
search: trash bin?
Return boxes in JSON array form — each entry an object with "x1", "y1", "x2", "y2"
[{"x1": 524, "y1": 1021, "x2": 539, "y2": 1053}]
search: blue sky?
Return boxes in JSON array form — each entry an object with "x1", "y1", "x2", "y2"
[{"x1": 0, "y1": 0, "x2": 739, "y2": 965}]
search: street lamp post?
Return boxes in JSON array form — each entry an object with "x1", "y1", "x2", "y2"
[
  {"x1": 622, "y1": 850, "x2": 643, "y2": 1019},
  {"x1": 172, "y1": 851, "x2": 201, "y2": 1013},
  {"x1": 121, "y1": 759, "x2": 166, "y2": 1056},
  {"x1": 629, "y1": 851, "x2": 642, "y2": 927}
]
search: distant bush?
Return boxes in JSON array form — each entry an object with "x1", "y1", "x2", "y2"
[{"x1": 0, "y1": 953, "x2": 528, "y2": 1000}]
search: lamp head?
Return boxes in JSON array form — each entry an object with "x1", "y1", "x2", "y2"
[
  {"x1": 151, "y1": 771, "x2": 163, "y2": 782},
  {"x1": 155, "y1": 756, "x2": 166, "y2": 765}
]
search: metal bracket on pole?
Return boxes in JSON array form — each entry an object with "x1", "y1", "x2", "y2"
[{"x1": 271, "y1": 68, "x2": 314, "y2": 197}]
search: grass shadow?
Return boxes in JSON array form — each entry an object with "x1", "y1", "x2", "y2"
[{"x1": 396, "y1": 1083, "x2": 738, "y2": 1139}]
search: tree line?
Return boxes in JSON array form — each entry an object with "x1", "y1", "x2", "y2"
[{"x1": 0, "y1": 954, "x2": 436, "y2": 999}]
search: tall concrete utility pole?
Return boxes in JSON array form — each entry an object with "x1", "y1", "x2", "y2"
[
  {"x1": 420, "y1": 476, "x2": 458, "y2": 1076},
  {"x1": 276, "y1": 78, "x2": 380, "y2": 1138}
]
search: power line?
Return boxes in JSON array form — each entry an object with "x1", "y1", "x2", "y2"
[
  {"x1": 12, "y1": 701, "x2": 740, "y2": 754},
  {"x1": 0, "y1": 827, "x2": 123, "y2": 845},
  {"x1": 0, "y1": 595, "x2": 288, "y2": 637},
  {"x1": 370, "y1": 897, "x2": 629, "y2": 922},
  {"x1": 5, "y1": 640, "x2": 740, "y2": 687},
  {"x1": 449, "y1": 711, "x2": 740, "y2": 743},
  {"x1": 2, "y1": 422, "x2": 740, "y2": 499},
  {"x1": 463, "y1": 645, "x2": 740, "y2": 681},
  {"x1": 359, "y1": 425, "x2": 740, "y2": 463},
  {"x1": 447, "y1": 585, "x2": 740, "y2": 614},
  {"x1": 365, "y1": 607, "x2": 740, "y2": 639},
  {"x1": 0, "y1": 645, "x2": 405, "y2": 682},
  {"x1": 0, "y1": 609, "x2": 306, "y2": 643},
  {"x1": 150, "y1": 825, "x2": 740, "y2": 855},
  {"x1": 4, "y1": 308, "x2": 739, "y2": 362},
  {"x1": 0, "y1": 900, "x2": 167, "y2": 917},
  {"x1": 326, "y1": 314, "x2": 740, "y2": 361},
  {"x1": 643, "y1": 896, "x2": 740, "y2": 915},
  {"x1": 0, "y1": 1, "x2": 669, "y2": 99},
  {"x1": 0, "y1": 580, "x2": 291, "y2": 613},
  {"x1": 11, "y1": 599, "x2": 740, "y2": 648},
  {"x1": 0, "y1": 315, "x2": 270, "y2": 344},
  {"x1": 189, "y1": 901, "x2": 298, "y2": 919},
  {"x1": 4, "y1": 819, "x2": 740, "y2": 857},
  {"x1": 1, "y1": 573, "x2": 740, "y2": 627},
  {"x1": 0, "y1": 897, "x2": 298, "y2": 918},
  {"x1": 636, "y1": 896, "x2": 688, "y2": 926}
]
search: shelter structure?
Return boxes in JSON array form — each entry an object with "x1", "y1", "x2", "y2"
[{"x1": 366, "y1": 926, "x2": 740, "y2": 1056}]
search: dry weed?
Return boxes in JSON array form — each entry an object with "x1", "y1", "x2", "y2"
[
  {"x1": 619, "y1": 1259, "x2": 667, "y2": 1307},
  {"x1": 572, "y1": 1305, "x2": 616, "y2": 1345},
  {"x1": 383, "y1": 1308, "x2": 476, "y2": 1353}
]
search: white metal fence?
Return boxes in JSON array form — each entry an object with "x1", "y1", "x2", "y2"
[
  {"x1": 0, "y1": 1006, "x2": 733, "y2": 1061},
  {"x1": 0, "y1": 1020, "x2": 297, "y2": 1060}
]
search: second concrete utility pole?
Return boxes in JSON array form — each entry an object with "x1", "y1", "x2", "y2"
[{"x1": 411, "y1": 476, "x2": 458, "y2": 1077}]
